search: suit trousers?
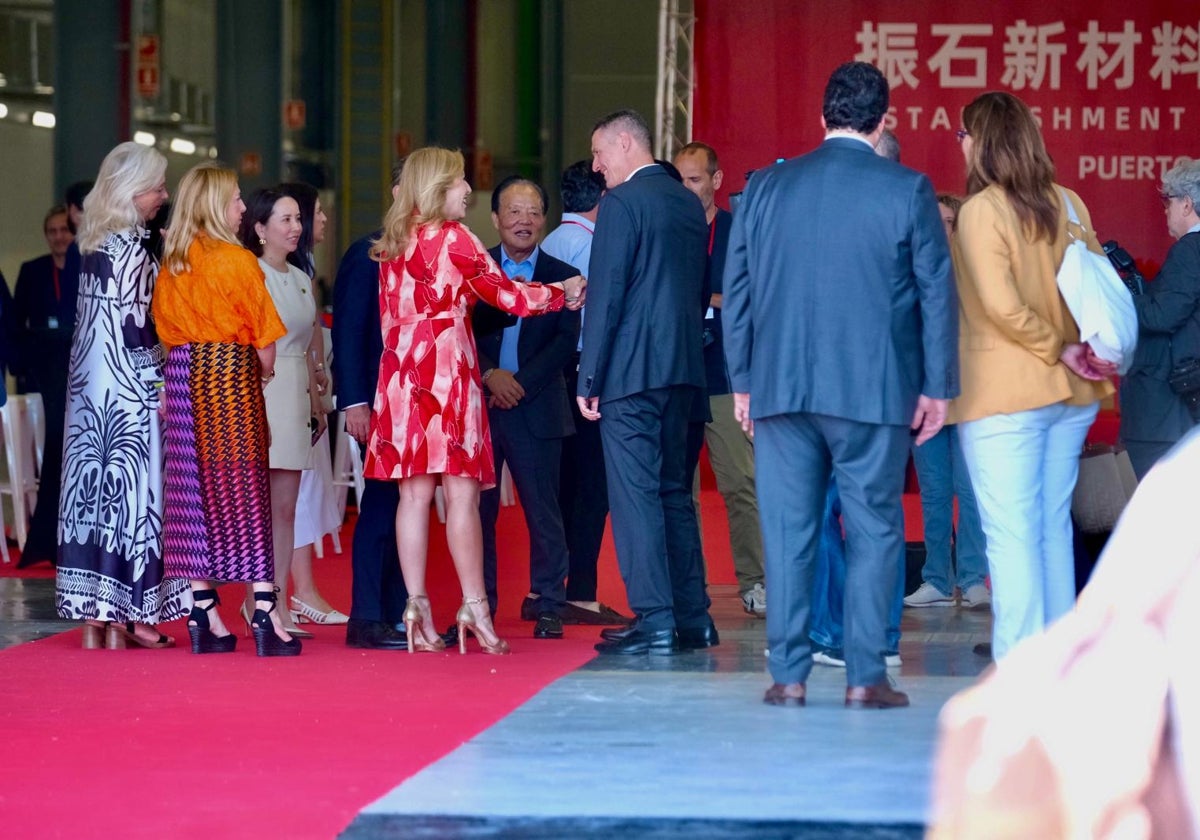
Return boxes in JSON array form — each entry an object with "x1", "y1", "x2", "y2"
[
  {"x1": 559, "y1": 363, "x2": 610, "y2": 601},
  {"x1": 704, "y1": 393, "x2": 765, "y2": 593},
  {"x1": 756, "y1": 412, "x2": 910, "y2": 687},
  {"x1": 350, "y1": 478, "x2": 408, "y2": 624},
  {"x1": 600, "y1": 386, "x2": 711, "y2": 632},
  {"x1": 958, "y1": 401, "x2": 1098, "y2": 661},
  {"x1": 480, "y1": 407, "x2": 569, "y2": 615}
]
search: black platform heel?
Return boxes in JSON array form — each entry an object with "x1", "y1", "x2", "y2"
[
  {"x1": 188, "y1": 589, "x2": 237, "y2": 654},
  {"x1": 251, "y1": 588, "x2": 302, "y2": 657}
]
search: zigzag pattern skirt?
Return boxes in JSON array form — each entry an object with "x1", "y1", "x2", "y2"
[{"x1": 162, "y1": 342, "x2": 274, "y2": 583}]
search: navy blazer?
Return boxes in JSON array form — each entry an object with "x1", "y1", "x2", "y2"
[
  {"x1": 578, "y1": 164, "x2": 708, "y2": 402},
  {"x1": 331, "y1": 231, "x2": 384, "y2": 410},
  {"x1": 473, "y1": 246, "x2": 581, "y2": 439},
  {"x1": 723, "y1": 137, "x2": 958, "y2": 425}
]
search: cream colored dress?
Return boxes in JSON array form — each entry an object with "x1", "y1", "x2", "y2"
[{"x1": 260, "y1": 259, "x2": 316, "y2": 471}]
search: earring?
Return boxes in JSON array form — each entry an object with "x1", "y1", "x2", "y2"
[{"x1": 258, "y1": 237, "x2": 266, "y2": 245}]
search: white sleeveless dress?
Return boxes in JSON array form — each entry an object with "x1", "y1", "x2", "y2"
[{"x1": 260, "y1": 260, "x2": 315, "y2": 471}]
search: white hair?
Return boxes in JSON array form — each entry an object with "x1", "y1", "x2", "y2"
[
  {"x1": 1162, "y1": 157, "x2": 1200, "y2": 208},
  {"x1": 76, "y1": 142, "x2": 167, "y2": 253}
]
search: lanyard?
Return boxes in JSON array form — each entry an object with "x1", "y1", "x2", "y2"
[{"x1": 561, "y1": 220, "x2": 593, "y2": 236}]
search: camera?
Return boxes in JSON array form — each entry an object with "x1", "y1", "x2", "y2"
[
  {"x1": 1168, "y1": 356, "x2": 1200, "y2": 424},
  {"x1": 1102, "y1": 240, "x2": 1145, "y2": 295}
]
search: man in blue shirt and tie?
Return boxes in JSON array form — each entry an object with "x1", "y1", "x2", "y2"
[{"x1": 473, "y1": 176, "x2": 582, "y2": 639}]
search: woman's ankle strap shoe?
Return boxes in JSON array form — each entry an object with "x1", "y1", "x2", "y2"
[
  {"x1": 187, "y1": 590, "x2": 236, "y2": 655},
  {"x1": 250, "y1": 588, "x2": 303, "y2": 657}
]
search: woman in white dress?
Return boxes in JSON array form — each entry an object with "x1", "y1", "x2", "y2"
[
  {"x1": 237, "y1": 189, "x2": 328, "y2": 637},
  {"x1": 279, "y1": 182, "x2": 347, "y2": 625},
  {"x1": 56, "y1": 141, "x2": 190, "y2": 648}
]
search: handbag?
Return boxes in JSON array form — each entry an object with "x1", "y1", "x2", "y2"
[
  {"x1": 1071, "y1": 445, "x2": 1138, "y2": 533},
  {"x1": 1055, "y1": 189, "x2": 1138, "y2": 374}
]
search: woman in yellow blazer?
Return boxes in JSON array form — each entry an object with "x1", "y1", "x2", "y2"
[{"x1": 950, "y1": 91, "x2": 1115, "y2": 662}]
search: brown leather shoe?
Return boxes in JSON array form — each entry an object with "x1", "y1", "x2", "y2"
[
  {"x1": 845, "y1": 682, "x2": 910, "y2": 709},
  {"x1": 763, "y1": 683, "x2": 806, "y2": 707}
]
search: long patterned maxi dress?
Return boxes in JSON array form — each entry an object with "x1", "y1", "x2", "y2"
[
  {"x1": 152, "y1": 236, "x2": 287, "y2": 582},
  {"x1": 56, "y1": 229, "x2": 190, "y2": 622},
  {"x1": 364, "y1": 220, "x2": 565, "y2": 489}
]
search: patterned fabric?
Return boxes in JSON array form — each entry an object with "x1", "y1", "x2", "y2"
[
  {"x1": 56, "y1": 229, "x2": 190, "y2": 623},
  {"x1": 364, "y1": 221, "x2": 565, "y2": 489},
  {"x1": 162, "y1": 342, "x2": 274, "y2": 582},
  {"x1": 153, "y1": 235, "x2": 286, "y2": 350}
]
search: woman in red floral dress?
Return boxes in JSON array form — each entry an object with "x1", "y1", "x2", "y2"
[{"x1": 366, "y1": 147, "x2": 584, "y2": 655}]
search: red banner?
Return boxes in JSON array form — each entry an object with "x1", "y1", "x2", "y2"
[{"x1": 694, "y1": 1, "x2": 1195, "y2": 266}]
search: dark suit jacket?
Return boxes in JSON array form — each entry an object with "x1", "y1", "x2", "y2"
[
  {"x1": 332, "y1": 231, "x2": 384, "y2": 410},
  {"x1": 578, "y1": 164, "x2": 708, "y2": 402},
  {"x1": 722, "y1": 136, "x2": 958, "y2": 425},
  {"x1": 473, "y1": 246, "x2": 581, "y2": 439},
  {"x1": 1121, "y1": 231, "x2": 1200, "y2": 442},
  {"x1": 703, "y1": 207, "x2": 734, "y2": 396}
]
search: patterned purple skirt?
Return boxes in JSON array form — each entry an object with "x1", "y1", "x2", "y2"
[{"x1": 162, "y1": 343, "x2": 274, "y2": 582}]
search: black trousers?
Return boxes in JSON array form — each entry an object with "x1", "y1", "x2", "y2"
[
  {"x1": 349, "y1": 478, "x2": 408, "y2": 624},
  {"x1": 560, "y1": 361, "x2": 610, "y2": 601},
  {"x1": 599, "y1": 385, "x2": 711, "y2": 632}
]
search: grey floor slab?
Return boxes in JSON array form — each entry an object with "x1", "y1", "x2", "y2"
[{"x1": 350, "y1": 586, "x2": 992, "y2": 836}]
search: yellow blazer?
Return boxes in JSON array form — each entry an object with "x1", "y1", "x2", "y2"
[{"x1": 948, "y1": 183, "x2": 1113, "y2": 424}]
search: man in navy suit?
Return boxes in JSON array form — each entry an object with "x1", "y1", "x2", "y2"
[
  {"x1": 724, "y1": 62, "x2": 958, "y2": 708},
  {"x1": 333, "y1": 162, "x2": 409, "y2": 650},
  {"x1": 579, "y1": 109, "x2": 717, "y2": 655},
  {"x1": 473, "y1": 176, "x2": 581, "y2": 640}
]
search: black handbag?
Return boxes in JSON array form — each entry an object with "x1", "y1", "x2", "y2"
[{"x1": 1167, "y1": 355, "x2": 1200, "y2": 423}]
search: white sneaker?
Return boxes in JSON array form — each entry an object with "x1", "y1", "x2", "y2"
[
  {"x1": 813, "y1": 646, "x2": 845, "y2": 667},
  {"x1": 885, "y1": 651, "x2": 902, "y2": 668},
  {"x1": 903, "y1": 581, "x2": 954, "y2": 607},
  {"x1": 741, "y1": 582, "x2": 766, "y2": 616},
  {"x1": 961, "y1": 583, "x2": 992, "y2": 609}
]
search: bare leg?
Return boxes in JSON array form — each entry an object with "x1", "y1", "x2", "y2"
[
  {"x1": 290, "y1": 543, "x2": 338, "y2": 614},
  {"x1": 251, "y1": 580, "x2": 294, "y2": 642},
  {"x1": 443, "y1": 474, "x2": 502, "y2": 646},
  {"x1": 190, "y1": 580, "x2": 231, "y2": 637},
  {"x1": 250, "y1": 469, "x2": 303, "y2": 631},
  {"x1": 396, "y1": 475, "x2": 437, "y2": 638}
]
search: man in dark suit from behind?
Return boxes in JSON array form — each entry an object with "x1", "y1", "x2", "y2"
[
  {"x1": 473, "y1": 176, "x2": 581, "y2": 639},
  {"x1": 579, "y1": 109, "x2": 717, "y2": 656},
  {"x1": 723, "y1": 62, "x2": 958, "y2": 708},
  {"x1": 333, "y1": 161, "x2": 409, "y2": 650}
]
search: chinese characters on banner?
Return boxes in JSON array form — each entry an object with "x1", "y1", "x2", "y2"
[{"x1": 694, "y1": 1, "x2": 1195, "y2": 263}]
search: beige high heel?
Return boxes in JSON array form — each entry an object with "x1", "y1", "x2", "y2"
[
  {"x1": 402, "y1": 595, "x2": 446, "y2": 654},
  {"x1": 455, "y1": 597, "x2": 510, "y2": 656},
  {"x1": 81, "y1": 620, "x2": 107, "y2": 650}
]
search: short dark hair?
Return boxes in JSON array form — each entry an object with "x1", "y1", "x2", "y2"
[
  {"x1": 64, "y1": 180, "x2": 93, "y2": 210},
  {"x1": 592, "y1": 109, "x2": 652, "y2": 152},
  {"x1": 559, "y1": 161, "x2": 605, "y2": 213},
  {"x1": 490, "y1": 175, "x2": 548, "y2": 215},
  {"x1": 675, "y1": 142, "x2": 719, "y2": 175},
  {"x1": 238, "y1": 187, "x2": 289, "y2": 258},
  {"x1": 822, "y1": 62, "x2": 889, "y2": 134}
]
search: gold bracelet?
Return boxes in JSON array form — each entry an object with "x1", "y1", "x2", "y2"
[{"x1": 314, "y1": 363, "x2": 325, "y2": 371}]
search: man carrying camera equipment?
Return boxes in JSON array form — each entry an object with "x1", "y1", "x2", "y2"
[{"x1": 1119, "y1": 157, "x2": 1200, "y2": 479}]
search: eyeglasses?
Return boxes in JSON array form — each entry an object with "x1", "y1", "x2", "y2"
[
  {"x1": 1161, "y1": 192, "x2": 1180, "y2": 208},
  {"x1": 955, "y1": 129, "x2": 970, "y2": 142}
]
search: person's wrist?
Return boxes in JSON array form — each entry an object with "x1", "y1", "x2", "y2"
[
  {"x1": 482, "y1": 368, "x2": 495, "y2": 383},
  {"x1": 261, "y1": 370, "x2": 275, "y2": 384}
]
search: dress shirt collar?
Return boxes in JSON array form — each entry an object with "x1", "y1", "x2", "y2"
[
  {"x1": 625, "y1": 163, "x2": 658, "y2": 183},
  {"x1": 500, "y1": 244, "x2": 539, "y2": 280},
  {"x1": 1189, "y1": 222, "x2": 1200, "y2": 236},
  {"x1": 823, "y1": 132, "x2": 876, "y2": 151}
]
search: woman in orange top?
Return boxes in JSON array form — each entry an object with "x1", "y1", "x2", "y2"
[{"x1": 153, "y1": 162, "x2": 300, "y2": 657}]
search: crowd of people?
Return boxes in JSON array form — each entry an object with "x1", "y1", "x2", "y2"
[{"x1": 2, "y1": 63, "x2": 1198, "y2": 698}]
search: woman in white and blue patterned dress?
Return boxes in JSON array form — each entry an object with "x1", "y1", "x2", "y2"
[{"x1": 56, "y1": 142, "x2": 190, "y2": 649}]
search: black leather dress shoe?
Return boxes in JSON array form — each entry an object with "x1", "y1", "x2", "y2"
[
  {"x1": 345, "y1": 620, "x2": 408, "y2": 650},
  {"x1": 677, "y1": 620, "x2": 720, "y2": 650},
  {"x1": 599, "y1": 624, "x2": 639, "y2": 642},
  {"x1": 560, "y1": 601, "x2": 633, "y2": 626},
  {"x1": 533, "y1": 613, "x2": 564, "y2": 639},
  {"x1": 519, "y1": 596, "x2": 538, "y2": 622},
  {"x1": 594, "y1": 628, "x2": 679, "y2": 655}
]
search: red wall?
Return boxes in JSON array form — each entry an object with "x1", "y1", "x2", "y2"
[{"x1": 693, "y1": 0, "x2": 1195, "y2": 268}]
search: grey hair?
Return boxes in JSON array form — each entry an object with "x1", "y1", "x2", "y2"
[
  {"x1": 76, "y1": 142, "x2": 168, "y2": 253},
  {"x1": 1162, "y1": 157, "x2": 1200, "y2": 207},
  {"x1": 593, "y1": 109, "x2": 652, "y2": 153}
]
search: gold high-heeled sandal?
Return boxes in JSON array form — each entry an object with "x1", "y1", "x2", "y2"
[
  {"x1": 456, "y1": 597, "x2": 510, "y2": 656},
  {"x1": 402, "y1": 595, "x2": 446, "y2": 654}
]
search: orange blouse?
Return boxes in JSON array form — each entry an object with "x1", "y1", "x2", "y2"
[{"x1": 153, "y1": 234, "x2": 286, "y2": 350}]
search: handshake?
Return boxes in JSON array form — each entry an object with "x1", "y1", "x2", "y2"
[{"x1": 560, "y1": 275, "x2": 587, "y2": 311}]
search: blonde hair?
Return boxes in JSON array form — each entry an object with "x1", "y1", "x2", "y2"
[
  {"x1": 76, "y1": 142, "x2": 167, "y2": 253},
  {"x1": 370, "y1": 147, "x2": 465, "y2": 262},
  {"x1": 162, "y1": 163, "x2": 241, "y2": 274}
]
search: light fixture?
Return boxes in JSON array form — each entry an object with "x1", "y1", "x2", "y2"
[
  {"x1": 134, "y1": 131, "x2": 156, "y2": 146},
  {"x1": 208, "y1": 146, "x2": 218, "y2": 159},
  {"x1": 169, "y1": 138, "x2": 196, "y2": 155},
  {"x1": 0, "y1": 104, "x2": 8, "y2": 119},
  {"x1": 32, "y1": 111, "x2": 55, "y2": 128}
]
